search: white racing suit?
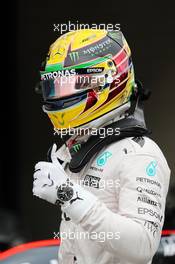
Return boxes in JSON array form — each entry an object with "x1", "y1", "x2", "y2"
[{"x1": 56, "y1": 136, "x2": 170, "y2": 264}]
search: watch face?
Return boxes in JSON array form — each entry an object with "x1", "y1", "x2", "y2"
[{"x1": 57, "y1": 183, "x2": 74, "y2": 202}]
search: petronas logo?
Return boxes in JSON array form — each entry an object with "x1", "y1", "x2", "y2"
[{"x1": 69, "y1": 51, "x2": 79, "y2": 62}]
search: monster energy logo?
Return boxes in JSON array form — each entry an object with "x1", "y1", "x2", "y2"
[
  {"x1": 83, "y1": 39, "x2": 112, "y2": 55},
  {"x1": 69, "y1": 51, "x2": 79, "y2": 62},
  {"x1": 73, "y1": 143, "x2": 81, "y2": 152}
]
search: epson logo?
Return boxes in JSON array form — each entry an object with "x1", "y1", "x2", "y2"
[
  {"x1": 86, "y1": 68, "x2": 104, "y2": 73},
  {"x1": 138, "y1": 207, "x2": 163, "y2": 222}
]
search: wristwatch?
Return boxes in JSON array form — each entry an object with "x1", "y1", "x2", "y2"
[{"x1": 56, "y1": 180, "x2": 74, "y2": 205}]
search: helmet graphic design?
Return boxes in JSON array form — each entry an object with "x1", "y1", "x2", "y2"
[{"x1": 40, "y1": 29, "x2": 135, "y2": 131}]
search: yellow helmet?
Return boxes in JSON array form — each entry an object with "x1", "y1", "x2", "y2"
[{"x1": 40, "y1": 29, "x2": 135, "y2": 131}]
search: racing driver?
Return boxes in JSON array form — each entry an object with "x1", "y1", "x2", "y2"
[{"x1": 33, "y1": 29, "x2": 170, "y2": 264}]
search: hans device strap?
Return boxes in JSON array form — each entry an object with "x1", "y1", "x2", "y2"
[{"x1": 68, "y1": 117, "x2": 149, "y2": 173}]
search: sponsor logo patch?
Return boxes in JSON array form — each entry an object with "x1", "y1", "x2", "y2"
[
  {"x1": 83, "y1": 175, "x2": 101, "y2": 188},
  {"x1": 137, "y1": 194, "x2": 161, "y2": 208},
  {"x1": 90, "y1": 166, "x2": 103, "y2": 172},
  {"x1": 146, "y1": 161, "x2": 157, "y2": 176},
  {"x1": 144, "y1": 221, "x2": 160, "y2": 237},
  {"x1": 96, "y1": 151, "x2": 112, "y2": 167},
  {"x1": 138, "y1": 207, "x2": 163, "y2": 222},
  {"x1": 41, "y1": 69, "x2": 76, "y2": 80},
  {"x1": 136, "y1": 177, "x2": 161, "y2": 188},
  {"x1": 136, "y1": 186, "x2": 161, "y2": 198}
]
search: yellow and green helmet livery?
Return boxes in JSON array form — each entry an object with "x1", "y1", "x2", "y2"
[{"x1": 40, "y1": 29, "x2": 135, "y2": 131}]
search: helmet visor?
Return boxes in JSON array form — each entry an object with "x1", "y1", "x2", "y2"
[{"x1": 41, "y1": 73, "x2": 108, "y2": 100}]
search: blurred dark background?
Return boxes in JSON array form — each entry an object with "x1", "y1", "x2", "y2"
[{"x1": 1, "y1": 0, "x2": 175, "y2": 245}]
